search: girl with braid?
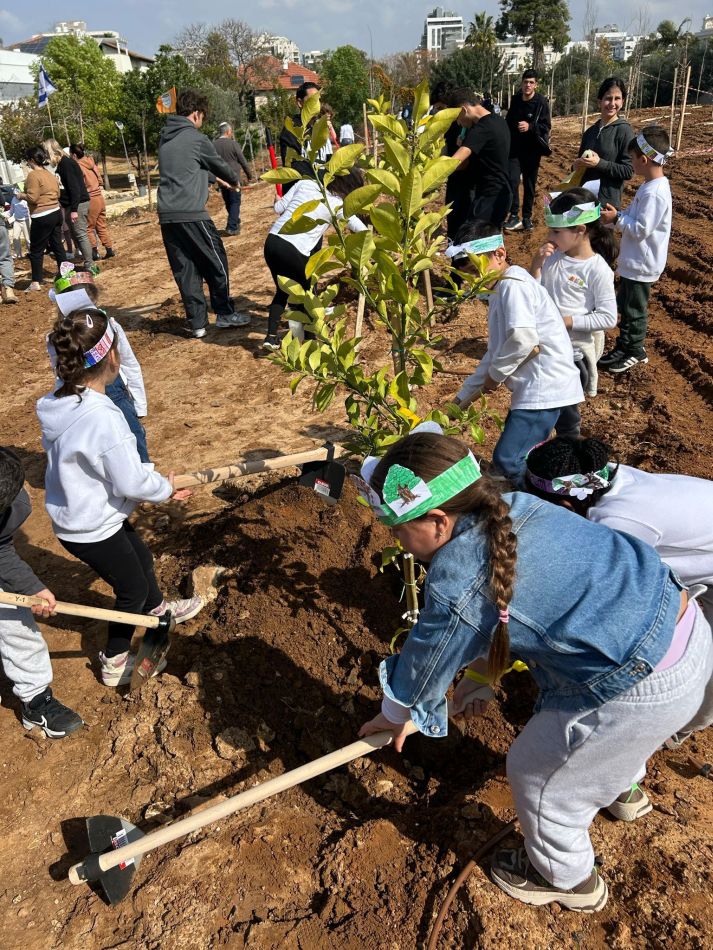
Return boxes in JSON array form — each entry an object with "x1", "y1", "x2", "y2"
[
  {"x1": 356, "y1": 424, "x2": 711, "y2": 912},
  {"x1": 36, "y1": 307, "x2": 204, "y2": 687}
]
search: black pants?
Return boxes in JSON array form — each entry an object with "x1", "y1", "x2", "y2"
[
  {"x1": 220, "y1": 187, "x2": 242, "y2": 233},
  {"x1": 264, "y1": 232, "x2": 317, "y2": 336},
  {"x1": 161, "y1": 220, "x2": 234, "y2": 332},
  {"x1": 617, "y1": 277, "x2": 651, "y2": 357},
  {"x1": 555, "y1": 358, "x2": 590, "y2": 438},
  {"x1": 29, "y1": 210, "x2": 66, "y2": 283},
  {"x1": 445, "y1": 178, "x2": 474, "y2": 240},
  {"x1": 472, "y1": 185, "x2": 512, "y2": 229},
  {"x1": 61, "y1": 522, "x2": 163, "y2": 656},
  {"x1": 509, "y1": 152, "x2": 542, "y2": 220}
]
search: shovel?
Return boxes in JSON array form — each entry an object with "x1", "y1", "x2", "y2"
[
  {"x1": 173, "y1": 444, "x2": 346, "y2": 503},
  {"x1": 67, "y1": 728, "x2": 404, "y2": 904},
  {"x1": 0, "y1": 592, "x2": 174, "y2": 691}
]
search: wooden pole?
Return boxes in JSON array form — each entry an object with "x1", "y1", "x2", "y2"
[
  {"x1": 141, "y1": 111, "x2": 152, "y2": 211},
  {"x1": 653, "y1": 64, "x2": 662, "y2": 109},
  {"x1": 669, "y1": 66, "x2": 679, "y2": 141},
  {"x1": 46, "y1": 100, "x2": 55, "y2": 138},
  {"x1": 624, "y1": 67, "x2": 633, "y2": 119},
  {"x1": 675, "y1": 65, "x2": 692, "y2": 153},
  {"x1": 373, "y1": 129, "x2": 378, "y2": 164},
  {"x1": 173, "y1": 446, "x2": 345, "y2": 490},
  {"x1": 581, "y1": 77, "x2": 591, "y2": 134},
  {"x1": 354, "y1": 292, "x2": 366, "y2": 351},
  {"x1": 423, "y1": 269, "x2": 434, "y2": 317},
  {"x1": 362, "y1": 102, "x2": 370, "y2": 149}
]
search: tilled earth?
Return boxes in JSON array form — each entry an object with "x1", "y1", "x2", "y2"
[{"x1": 0, "y1": 107, "x2": 711, "y2": 949}]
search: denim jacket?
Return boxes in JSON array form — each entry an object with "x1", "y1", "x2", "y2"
[{"x1": 379, "y1": 492, "x2": 681, "y2": 737}]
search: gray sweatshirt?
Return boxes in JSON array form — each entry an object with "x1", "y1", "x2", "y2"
[
  {"x1": 157, "y1": 116, "x2": 238, "y2": 224},
  {"x1": 579, "y1": 117, "x2": 634, "y2": 209},
  {"x1": 0, "y1": 489, "x2": 44, "y2": 596}
]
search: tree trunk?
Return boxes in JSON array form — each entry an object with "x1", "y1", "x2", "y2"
[{"x1": 101, "y1": 153, "x2": 110, "y2": 190}]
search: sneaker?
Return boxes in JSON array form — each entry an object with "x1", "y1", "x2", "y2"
[
  {"x1": 192, "y1": 326, "x2": 207, "y2": 339},
  {"x1": 522, "y1": 217, "x2": 534, "y2": 231},
  {"x1": 490, "y1": 847, "x2": 608, "y2": 912},
  {"x1": 21, "y1": 688, "x2": 84, "y2": 739},
  {"x1": 216, "y1": 312, "x2": 250, "y2": 328},
  {"x1": 149, "y1": 596, "x2": 204, "y2": 625},
  {"x1": 103, "y1": 248, "x2": 116, "y2": 259},
  {"x1": 92, "y1": 247, "x2": 100, "y2": 261},
  {"x1": 598, "y1": 347, "x2": 624, "y2": 367},
  {"x1": 605, "y1": 351, "x2": 648, "y2": 374},
  {"x1": 2, "y1": 286, "x2": 17, "y2": 304},
  {"x1": 99, "y1": 650, "x2": 167, "y2": 687},
  {"x1": 504, "y1": 215, "x2": 522, "y2": 231},
  {"x1": 262, "y1": 335, "x2": 280, "y2": 351},
  {"x1": 27, "y1": 281, "x2": 42, "y2": 292},
  {"x1": 663, "y1": 729, "x2": 693, "y2": 750},
  {"x1": 605, "y1": 782, "x2": 653, "y2": 821}
]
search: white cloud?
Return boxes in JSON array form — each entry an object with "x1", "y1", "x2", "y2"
[{"x1": 0, "y1": 9, "x2": 22, "y2": 32}]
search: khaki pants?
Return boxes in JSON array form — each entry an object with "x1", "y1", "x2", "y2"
[{"x1": 87, "y1": 192, "x2": 113, "y2": 250}]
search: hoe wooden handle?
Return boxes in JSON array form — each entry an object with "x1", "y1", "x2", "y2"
[
  {"x1": 173, "y1": 446, "x2": 344, "y2": 490},
  {"x1": 0, "y1": 591, "x2": 161, "y2": 628}
]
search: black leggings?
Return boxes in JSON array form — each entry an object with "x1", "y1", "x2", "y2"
[
  {"x1": 263, "y1": 232, "x2": 319, "y2": 335},
  {"x1": 29, "y1": 209, "x2": 67, "y2": 283},
  {"x1": 61, "y1": 522, "x2": 163, "y2": 656}
]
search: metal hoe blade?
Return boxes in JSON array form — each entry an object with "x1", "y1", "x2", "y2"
[
  {"x1": 84, "y1": 815, "x2": 145, "y2": 905},
  {"x1": 129, "y1": 612, "x2": 173, "y2": 691}
]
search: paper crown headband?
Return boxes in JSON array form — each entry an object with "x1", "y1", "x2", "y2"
[
  {"x1": 544, "y1": 196, "x2": 601, "y2": 228},
  {"x1": 525, "y1": 443, "x2": 612, "y2": 500},
  {"x1": 351, "y1": 422, "x2": 482, "y2": 526},
  {"x1": 52, "y1": 261, "x2": 96, "y2": 295},
  {"x1": 636, "y1": 131, "x2": 674, "y2": 165},
  {"x1": 82, "y1": 310, "x2": 115, "y2": 369},
  {"x1": 445, "y1": 233, "x2": 504, "y2": 259}
]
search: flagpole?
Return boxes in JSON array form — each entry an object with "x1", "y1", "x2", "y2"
[{"x1": 46, "y1": 99, "x2": 56, "y2": 138}]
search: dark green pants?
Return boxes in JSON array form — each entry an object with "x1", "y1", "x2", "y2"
[{"x1": 616, "y1": 277, "x2": 652, "y2": 357}]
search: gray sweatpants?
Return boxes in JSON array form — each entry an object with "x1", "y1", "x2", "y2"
[
  {"x1": 0, "y1": 603, "x2": 53, "y2": 703},
  {"x1": 507, "y1": 603, "x2": 713, "y2": 889},
  {"x1": 64, "y1": 201, "x2": 93, "y2": 267},
  {"x1": 0, "y1": 223, "x2": 15, "y2": 287}
]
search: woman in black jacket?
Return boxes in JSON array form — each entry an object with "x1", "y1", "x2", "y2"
[
  {"x1": 574, "y1": 77, "x2": 633, "y2": 209},
  {"x1": 42, "y1": 138, "x2": 95, "y2": 270}
]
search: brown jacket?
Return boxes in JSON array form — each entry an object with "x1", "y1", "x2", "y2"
[
  {"x1": 24, "y1": 167, "x2": 60, "y2": 216},
  {"x1": 77, "y1": 155, "x2": 103, "y2": 197}
]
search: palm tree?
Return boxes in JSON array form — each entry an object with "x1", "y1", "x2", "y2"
[
  {"x1": 465, "y1": 12, "x2": 499, "y2": 91},
  {"x1": 655, "y1": 18, "x2": 692, "y2": 48}
]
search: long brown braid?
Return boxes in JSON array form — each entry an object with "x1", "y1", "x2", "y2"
[
  {"x1": 49, "y1": 307, "x2": 117, "y2": 400},
  {"x1": 371, "y1": 432, "x2": 517, "y2": 681}
]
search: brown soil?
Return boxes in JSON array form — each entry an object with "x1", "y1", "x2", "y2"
[{"x1": 1, "y1": 107, "x2": 711, "y2": 950}]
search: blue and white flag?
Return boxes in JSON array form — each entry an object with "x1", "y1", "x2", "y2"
[{"x1": 38, "y1": 64, "x2": 58, "y2": 108}]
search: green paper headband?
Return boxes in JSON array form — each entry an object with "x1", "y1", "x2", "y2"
[
  {"x1": 376, "y1": 453, "x2": 482, "y2": 526},
  {"x1": 544, "y1": 200, "x2": 601, "y2": 228}
]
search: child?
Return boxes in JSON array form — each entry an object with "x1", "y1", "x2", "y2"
[
  {"x1": 449, "y1": 220, "x2": 583, "y2": 483},
  {"x1": 0, "y1": 206, "x2": 17, "y2": 304},
  {"x1": 0, "y1": 447, "x2": 83, "y2": 737},
  {"x1": 49, "y1": 266, "x2": 150, "y2": 463},
  {"x1": 37, "y1": 306, "x2": 204, "y2": 687},
  {"x1": 525, "y1": 436, "x2": 713, "y2": 630},
  {"x1": 356, "y1": 426, "x2": 712, "y2": 912},
  {"x1": 530, "y1": 188, "x2": 617, "y2": 437},
  {"x1": 10, "y1": 187, "x2": 31, "y2": 258},
  {"x1": 599, "y1": 126, "x2": 673, "y2": 373},
  {"x1": 263, "y1": 168, "x2": 367, "y2": 351}
]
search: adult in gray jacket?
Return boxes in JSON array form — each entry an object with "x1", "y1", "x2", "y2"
[
  {"x1": 214, "y1": 122, "x2": 253, "y2": 236},
  {"x1": 158, "y1": 89, "x2": 249, "y2": 338},
  {"x1": 575, "y1": 77, "x2": 633, "y2": 209}
]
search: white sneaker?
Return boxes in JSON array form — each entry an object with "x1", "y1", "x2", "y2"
[
  {"x1": 27, "y1": 281, "x2": 42, "y2": 292},
  {"x1": 99, "y1": 650, "x2": 167, "y2": 687},
  {"x1": 216, "y1": 312, "x2": 250, "y2": 328},
  {"x1": 192, "y1": 326, "x2": 207, "y2": 339},
  {"x1": 149, "y1": 596, "x2": 204, "y2": 624}
]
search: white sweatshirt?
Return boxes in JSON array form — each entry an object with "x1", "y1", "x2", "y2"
[
  {"x1": 588, "y1": 464, "x2": 713, "y2": 590},
  {"x1": 270, "y1": 178, "x2": 367, "y2": 257},
  {"x1": 616, "y1": 177, "x2": 672, "y2": 282},
  {"x1": 37, "y1": 388, "x2": 171, "y2": 543},
  {"x1": 47, "y1": 318, "x2": 148, "y2": 417},
  {"x1": 457, "y1": 265, "x2": 584, "y2": 410}
]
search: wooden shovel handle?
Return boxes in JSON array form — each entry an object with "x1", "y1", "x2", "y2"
[
  {"x1": 173, "y1": 446, "x2": 345, "y2": 490},
  {"x1": 0, "y1": 591, "x2": 160, "y2": 628},
  {"x1": 68, "y1": 726, "x2": 414, "y2": 881}
]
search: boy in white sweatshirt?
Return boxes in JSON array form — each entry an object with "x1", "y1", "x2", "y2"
[
  {"x1": 37, "y1": 305, "x2": 204, "y2": 687},
  {"x1": 449, "y1": 221, "x2": 584, "y2": 484},
  {"x1": 600, "y1": 126, "x2": 673, "y2": 373}
]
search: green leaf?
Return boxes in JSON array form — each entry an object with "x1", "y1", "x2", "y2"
[
  {"x1": 368, "y1": 114, "x2": 406, "y2": 140},
  {"x1": 387, "y1": 272, "x2": 409, "y2": 305},
  {"x1": 314, "y1": 382, "x2": 336, "y2": 412},
  {"x1": 308, "y1": 347, "x2": 323, "y2": 372},
  {"x1": 388, "y1": 371, "x2": 411, "y2": 407},
  {"x1": 410, "y1": 348, "x2": 433, "y2": 384},
  {"x1": 344, "y1": 229, "x2": 376, "y2": 274},
  {"x1": 411, "y1": 257, "x2": 432, "y2": 274},
  {"x1": 277, "y1": 276, "x2": 306, "y2": 300},
  {"x1": 383, "y1": 137, "x2": 410, "y2": 176},
  {"x1": 370, "y1": 203, "x2": 401, "y2": 243},
  {"x1": 421, "y1": 156, "x2": 461, "y2": 194},
  {"x1": 327, "y1": 143, "x2": 364, "y2": 176},
  {"x1": 399, "y1": 168, "x2": 423, "y2": 219},
  {"x1": 308, "y1": 116, "x2": 330, "y2": 155},
  {"x1": 412, "y1": 79, "x2": 430, "y2": 128},
  {"x1": 290, "y1": 198, "x2": 321, "y2": 222},
  {"x1": 305, "y1": 247, "x2": 336, "y2": 280},
  {"x1": 280, "y1": 214, "x2": 319, "y2": 235},
  {"x1": 301, "y1": 91, "x2": 321, "y2": 128},
  {"x1": 413, "y1": 211, "x2": 446, "y2": 238},
  {"x1": 342, "y1": 183, "x2": 382, "y2": 219},
  {"x1": 289, "y1": 373, "x2": 307, "y2": 394},
  {"x1": 418, "y1": 108, "x2": 462, "y2": 151},
  {"x1": 366, "y1": 168, "x2": 400, "y2": 196},
  {"x1": 261, "y1": 167, "x2": 303, "y2": 185}
]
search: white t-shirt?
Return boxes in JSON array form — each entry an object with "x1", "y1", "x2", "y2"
[
  {"x1": 270, "y1": 178, "x2": 366, "y2": 258},
  {"x1": 339, "y1": 124, "x2": 354, "y2": 141},
  {"x1": 457, "y1": 265, "x2": 584, "y2": 410},
  {"x1": 616, "y1": 177, "x2": 672, "y2": 283},
  {"x1": 588, "y1": 464, "x2": 713, "y2": 589},
  {"x1": 540, "y1": 251, "x2": 617, "y2": 349}
]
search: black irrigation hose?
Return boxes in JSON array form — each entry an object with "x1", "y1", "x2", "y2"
[{"x1": 426, "y1": 819, "x2": 517, "y2": 950}]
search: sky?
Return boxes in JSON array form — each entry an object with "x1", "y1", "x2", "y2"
[{"x1": 0, "y1": 1, "x2": 709, "y2": 59}]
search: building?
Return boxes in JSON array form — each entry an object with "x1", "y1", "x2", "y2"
[
  {"x1": 302, "y1": 50, "x2": 323, "y2": 70},
  {"x1": 496, "y1": 36, "x2": 563, "y2": 73},
  {"x1": 587, "y1": 25, "x2": 644, "y2": 62},
  {"x1": 7, "y1": 20, "x2": 153, "y2": 73},
  {"x1": 242, "y1": 57, "x2": 321, "y2": 112},
  {"x1": 420, "y1": 7, "x2": 464, "y2": 59},
  {"x1": 695, "y1": 15, "x2": 713, "y2": 39},
  {"x1": 0, "y1": 48, "x2": 36, "y2": 104},
  {"x1": 259, "y1": 33, "x2": 301, "y2": 65}
]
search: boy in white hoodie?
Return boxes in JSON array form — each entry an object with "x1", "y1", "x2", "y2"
[
  {"x1": 600, "y1": 126, "x2": 673, "y2": 373},
  {"x1": 37, "y1": 306, "x2": 203, "y2": 686}
]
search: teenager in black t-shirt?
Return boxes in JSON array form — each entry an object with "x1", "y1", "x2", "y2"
[
  {"x1": 504, "y1": 70, "x2": 551, "y2": 232},
  {"x1": 449, "y1": 89, "x2": 512, "y2": 229}
]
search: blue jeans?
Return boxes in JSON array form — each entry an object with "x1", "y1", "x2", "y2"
[
  {"x1": 105, "y1": 378, "x2": 150, "y2": 463},
  {"x1": 220, "y1": 188, "x2": 242, "y2": 233},
  {"x1": 492, "y1": 407, "x2": 565, "y2": 485}
]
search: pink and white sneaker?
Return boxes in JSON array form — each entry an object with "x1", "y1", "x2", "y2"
[
  {"x1": 149, "y1": 596, "x2": 204, "y2": 624},
  {"x1": 99, "y1": 651, "x2": 167, "y2": 687}
]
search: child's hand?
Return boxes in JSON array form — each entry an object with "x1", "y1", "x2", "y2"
[
  {"x1": 562, "y1": 315, "x2": 573, "y2": 329},
  {"x1": 574, "y1": 151, "x2": 599, "y2": 168},
  {"x1": 168, "y1": 471, "x2": 193, "y2": 502},
  {"x1": 451, "y1": 679, "x2": 494, "y2": 719},
  {"x1": 481, "y1": 374, "x2": 499, "y2": 393},
  {"x1": 359, "y1": 712, "x2": 415, "y2": 753},
  {"x1": 532, "y1": 241, "x2": 556, "y2": 270},
  {"x1": 600, "y1": 203, "x2": 618, "y2": 224},
  {"x1": 31, "y1": 588, "x2": 57, "y2": 618}
]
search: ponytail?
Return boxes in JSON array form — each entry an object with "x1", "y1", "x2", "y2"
[{"x1": 49, "y1": 307, "x2": 116, "y2": 399}]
